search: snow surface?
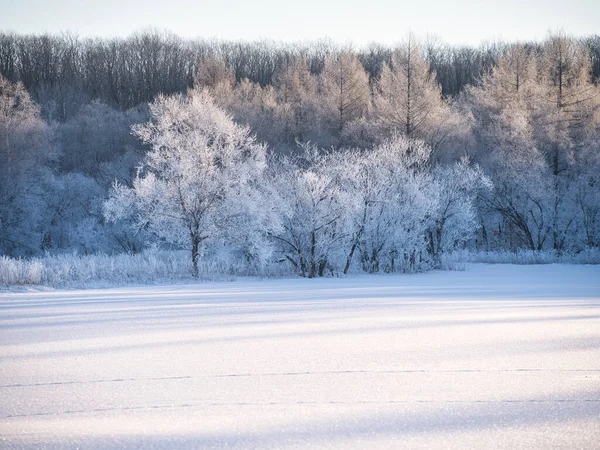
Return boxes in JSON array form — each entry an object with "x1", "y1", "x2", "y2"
[{"x1": 1, "y1": 264, "x2": 599, "y2": 449}]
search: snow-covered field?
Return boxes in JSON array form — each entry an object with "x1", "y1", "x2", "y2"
[{"x1": 1, "y1": 264, "x2": 599, "y2": 449}]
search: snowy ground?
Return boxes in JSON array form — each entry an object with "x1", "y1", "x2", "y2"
[{"x1": 1, "y1": 264, "x2": 599, "y2": 449}]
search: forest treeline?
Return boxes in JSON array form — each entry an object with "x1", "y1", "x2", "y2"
[
  {"x1": 1, "y1": 30, "x2": 599, "y2": 276},
  {"x1": 2, "y1": 30, "x2": 599, "y2": 116}
]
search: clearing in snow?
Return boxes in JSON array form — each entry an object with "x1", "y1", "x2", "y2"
[{"x1": 1, "y1": 264, "x2": 599, "y2": 449}]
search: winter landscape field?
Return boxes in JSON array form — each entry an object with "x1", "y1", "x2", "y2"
[
  {"x1": 2, "y1": 0, "x2": 600, "y2": 448},
  {"x1": 1, "y1": 264, "x2": 599, "y2": 449}
]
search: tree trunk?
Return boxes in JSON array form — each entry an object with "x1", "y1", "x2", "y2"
[
  {"x1": 345, "y1": 207, "x2": 367, "y2": 274},
  {"x1": 318, "y1": 260, "x2": 327, "y2": 277},
  {"x1": 191, "y1": 235, "x2": 200, "y2": 277},
  {"x1": 308, "y1": 229, "x2": 317, "y2": 278},
  {"x1": 344, "y1": 239, "x2": 359, "y2": 275}
]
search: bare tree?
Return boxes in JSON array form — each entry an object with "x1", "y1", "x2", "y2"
[
  {"x1": 320, "y1": 51, "x2": 370, "y2": 138},
  {"x1": 374, "y1": 34, "x2": 466, "y2": 156}
]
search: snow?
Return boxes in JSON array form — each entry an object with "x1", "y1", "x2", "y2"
[{"x1": 1, "y1": 264, "x2": 599, "y2": 449}]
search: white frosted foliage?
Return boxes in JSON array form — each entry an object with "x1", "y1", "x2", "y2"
[{"x1": 104, "y1": 89, "x2": 279, "y2": 275}]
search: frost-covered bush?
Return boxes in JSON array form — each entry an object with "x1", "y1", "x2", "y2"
[
  {"x1": 0, "y1": 249, "x2": 298, "y2": 287},
  {"x1": 442, "y1": 248, "x2": 600, "y2": 267},
  {"x1": 0, "y1": 251, "x2": 189, "y2": 287}
]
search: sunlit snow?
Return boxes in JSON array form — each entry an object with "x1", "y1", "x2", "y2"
[{"x1": 1, "y1": 264, "x2": 599, "y2": 448}]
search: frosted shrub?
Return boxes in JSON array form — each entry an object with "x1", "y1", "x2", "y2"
[
  {"x1": 0, "y1": 256, "x2": 20, "y2": 285},
  {"x1": 25, "y1": 260, "x2": 44, "y2": 284},
  {"x1": 443, "y1": 248, "x2": 600, "y2": 266},
  {"x1": 0, "y1": 248, "x2": 300, "y2": 287}
]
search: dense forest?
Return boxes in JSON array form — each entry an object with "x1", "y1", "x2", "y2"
[{"x1": 1, "y1": 30, "x2": 599, "y2": 276}]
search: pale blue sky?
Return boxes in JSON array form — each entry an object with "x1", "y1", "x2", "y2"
[{"x1": 1, "y1": 0, "x2": 598, "y2": 46}]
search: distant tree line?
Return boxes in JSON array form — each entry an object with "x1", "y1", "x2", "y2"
[{"x1": 2, "y1": 29, "x2": 598, "y2": 120}]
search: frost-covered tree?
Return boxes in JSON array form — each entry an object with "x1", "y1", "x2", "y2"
[
  {"x1": 320, "y1": 52, "x2": 371, "y2": 138},
  {"x1": 104, "y1": 89, "x2": 279, "y2": 276},
  {"x1": 467, "y1": 36, "x2": 600, "y2": 252},
  {"x1": 0, "y1": 76, "x2": 52, "y2": 176},
  {"x1": 273, "y1": 58, "x2": 324, "y2": 147},
  {"x1": 225, "y1": 79, "x2": 284, "y2": 150},
  {"x1": 270, "y1": 143, "x2": 347, "y2": 278},
  {"x1": 341, "y1": 136, "x2": 435, "y2": 273},
  {"x1": 0, "y1": 75, "x2": 57, "y2": 256},
  {"x1": 374, "y1": 35, "x2": 466, "y2": 156},
  {"x1": 427, "y1": 159, "x2": 491, "y2": 265},
  {"x1": 194, "y1": 55, "x2": 235, "y2": 91},
  {"x1": 37, "y1": 172, "x2": 106, "y2": 253},
  {"x1": 574, "y1": 159, "x2": 600, "y2": 248},
  {"x1": 57, "y1": 101, "x2": 147, "y2": 176},
  {"x1": 535, "y1": 32, "x2": 600, "y2": 250},
  {"x1": 467, "y1": 44, "x2": 556, "y2": 250}
]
